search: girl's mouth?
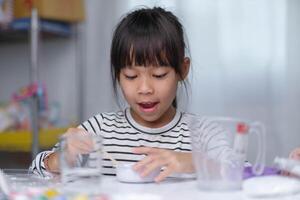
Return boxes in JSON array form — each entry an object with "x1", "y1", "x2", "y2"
[{"x1": 138, "y1": 102, "x2": 158, "y2": 112}]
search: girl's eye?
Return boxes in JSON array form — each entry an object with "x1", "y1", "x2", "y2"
[
  {"x1": 124, "y1": 75, "x2": 137, "y2": 80},
  {"x1": 153, "y1": 73, "x2": 168, "y2": 79}
]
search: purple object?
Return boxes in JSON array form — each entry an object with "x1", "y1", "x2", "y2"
[{"x1": 243, "y1": 166, "x2": 281, "y2": 179}]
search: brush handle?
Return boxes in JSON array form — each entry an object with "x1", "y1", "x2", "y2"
[{"x1": 102, "y1": 151, "x2": 118, "y2": 167}]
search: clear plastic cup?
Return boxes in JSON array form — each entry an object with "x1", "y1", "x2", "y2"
[
  {"x1": 59, "y1": 134, "x2": 102, "y2": 195},
  {"x1": 189, "y1": 116, "x2": 265, "y2": 191}
]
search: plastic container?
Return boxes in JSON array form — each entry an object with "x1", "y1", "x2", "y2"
[
  {"x1": 116, "y1": 162, "x2": 160, "y2": 183},
  {"x1": 190, "y1": 116, "x2": 266, "y2": 191},
  {"x1": 59, "y1": 134, "x2": 102, "y2": 195}
]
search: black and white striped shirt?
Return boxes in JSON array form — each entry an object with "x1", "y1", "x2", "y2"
[{"x1": 30, "y1": 108, "x2": 231, "y2": 177}]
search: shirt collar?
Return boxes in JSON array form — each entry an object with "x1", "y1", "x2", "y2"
[{"x1": 125, "y1": 107, "x2": 182, "y2": 134}]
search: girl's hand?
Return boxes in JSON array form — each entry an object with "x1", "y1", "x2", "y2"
[
  {"x1": 63, "y1": 128, "x2": 93, "y2": 165},
  {"x1": 132, "y1": 147, "x2": 195, "y2": 182},
  {"x1": 45, "y1": 128, "x2": 92, "y2": 172},
  {"x1": 289, "y1": 148, "x2": 300, "y2": 160}
]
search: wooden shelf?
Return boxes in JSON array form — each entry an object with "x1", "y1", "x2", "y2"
[
  {"x1": 0, "y1": 18, "x2": 72, "y2": 42},
  {"x1": 0, "y1": 128, "x2": 67, "y2": 152}
]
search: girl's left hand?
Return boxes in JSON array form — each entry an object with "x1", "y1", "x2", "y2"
[{"x1": 132, "y1": 147, "x2": 194, "y2": 182}]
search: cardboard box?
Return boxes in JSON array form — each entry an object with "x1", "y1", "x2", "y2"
[
  {"x1": 14, "y1": 0, "x2": 85, "y2": 22},
  {"x1": 0, "y1": 0, "x2": 13, "y2": 24}
]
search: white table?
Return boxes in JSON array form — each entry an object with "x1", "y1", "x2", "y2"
[
  {"x1": 99, "y1": 176, "x2": 300, "y2": 200},
  {"x1": 2, "y1": 171, "x2": 300, "y2": 200}
]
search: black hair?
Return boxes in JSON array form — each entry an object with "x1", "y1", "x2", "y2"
[{"x1": 110, "y1": 7, "x2": 188, "y2": 108}]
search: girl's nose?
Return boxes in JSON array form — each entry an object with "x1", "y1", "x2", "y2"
[{"x1": 138, "y1": 78, "x2": 154, "y2": 95}]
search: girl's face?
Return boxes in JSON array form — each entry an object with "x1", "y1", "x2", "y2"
[{"x1": 119, "y1": 65, "x2": 180, "y2": 128}]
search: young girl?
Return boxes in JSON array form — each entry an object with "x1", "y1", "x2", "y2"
[{"x1": 30, "y1": 7, "x2": 230, "y2": 182}]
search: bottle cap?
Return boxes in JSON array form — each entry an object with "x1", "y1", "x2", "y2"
[{"x1": 237, "y1": 122, "x2": 249, "y2": 134}]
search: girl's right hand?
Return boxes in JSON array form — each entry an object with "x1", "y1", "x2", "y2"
[
  {"x1": 132, "y1": 147, "x2": 194, "y2": 182},
  {"x1": 63, "y1": 128, "x2": 94, "y2": 165},
  {"x1": 45, "y1": 128, "x2": 92, "y2": 172}
]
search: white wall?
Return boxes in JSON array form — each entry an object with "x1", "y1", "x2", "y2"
[
  {"x1": 84, "y1": 0, "x2": 119, "y2": 118},
  {"x1": 283, "y1": 0, "x2": 300, "y2": 156},
  {"x1": 178, "y1": 0, "x2": 288, "y2": 164}
]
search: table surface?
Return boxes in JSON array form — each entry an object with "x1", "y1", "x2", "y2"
[
  {"x1": 2, "y1": 171, "x2": 300, "y2": 200},
  {"x1": 100, "y1": 176, "x2": 300, "y2": 200}
]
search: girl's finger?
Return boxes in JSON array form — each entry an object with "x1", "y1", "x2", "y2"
[
  {"x1": 133, "y1": 155, "x2": 154, "y2": 171},
  {"x1": 66, "y1": 132, "x2": 94, "y2": 154},
  {"x1": 140, "y1": 159, "x2": 165, "y2": 177},
  {"x1": 65, "y1": 128, "x2": 92, "y2": 144},
  {"x1": 69, "y1": 142, "x2": 92, "y2": 154},
  {"x1": 154, "y1": 167, "x2": 173, "y2": 183}
]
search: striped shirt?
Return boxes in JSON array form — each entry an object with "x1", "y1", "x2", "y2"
[{"x1": 30, "y1": 108, "x2": 231, "y2": 177}]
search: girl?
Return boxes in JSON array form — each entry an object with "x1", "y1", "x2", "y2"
[{"x1": 30, "y1": 7, "x2": 230, "y2": 182}]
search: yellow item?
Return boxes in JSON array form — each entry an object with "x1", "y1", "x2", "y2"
[
  {"x1": 13, "y1": 0, "x2": 85, "y2": 22},
  {"x1": 44, "y1": 188, "x2": 59, "y2": 198},
  {"x1": 0, "y1": 128, "x2": 67, "y2": 152}
]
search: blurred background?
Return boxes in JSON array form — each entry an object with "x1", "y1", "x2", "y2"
[{"x1": 0, "y1": 0, "x2": 299, "y2": 168}]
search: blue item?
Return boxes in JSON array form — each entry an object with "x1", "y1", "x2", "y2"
[{"x1": 243, "y1": 166, "x2": 281, "y2": 179}]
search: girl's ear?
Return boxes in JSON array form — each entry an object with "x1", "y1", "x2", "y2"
[{"x1": 181, "y1": 57, "x2": 190, "y2": 80}]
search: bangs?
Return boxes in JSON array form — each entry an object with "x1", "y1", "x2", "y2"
[
  {"x1": 114, "y1": 25, "x2": 178, "y2": 69},
  {"x1": 123, "y1": 33, "x2": 171, "y2": 68}
]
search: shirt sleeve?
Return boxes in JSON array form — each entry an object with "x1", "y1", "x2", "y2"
[{"x1": 29, "y1": 150, "x2": 57, "y2": 178}]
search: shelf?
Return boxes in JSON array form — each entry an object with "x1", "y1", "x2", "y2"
[
  {"x1": 0, "y1": 128, "x2": 67, "y2": 152},
  {"x1": 0, "y1": 18, "x2": 72, "y2": 42},
  {"x1": 0, "y1": 9, "x2": 81, "y2": 158}
]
